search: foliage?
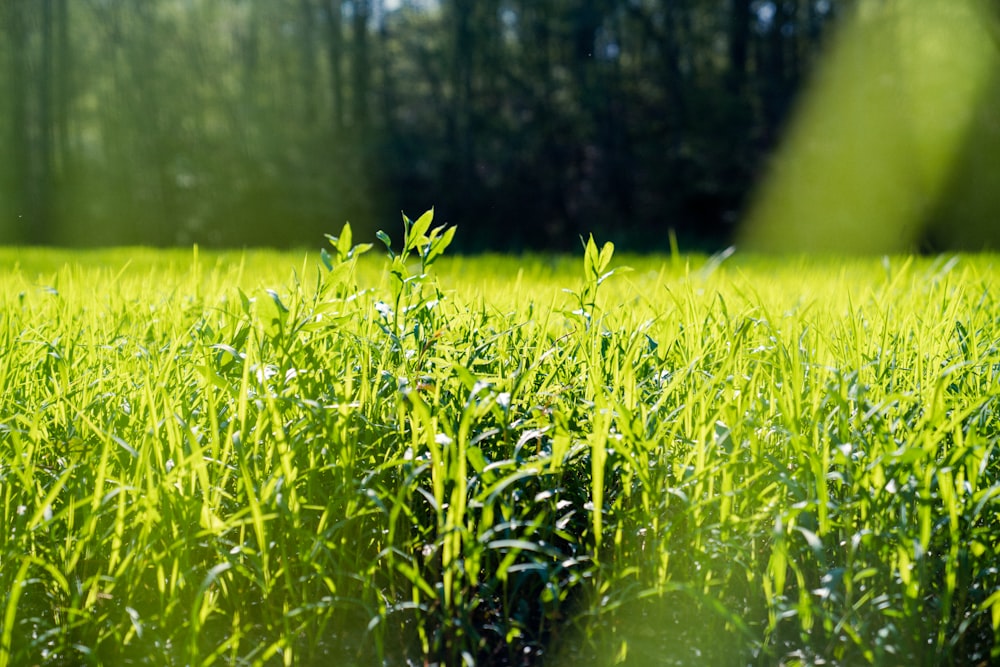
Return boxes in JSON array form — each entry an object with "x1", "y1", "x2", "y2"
[
  {"x1": 1, "y1": 223, "x2": 1000, "y2": 665},
  {"x1": 0, "y1": 0, "x2": 842, "y2": 249}
]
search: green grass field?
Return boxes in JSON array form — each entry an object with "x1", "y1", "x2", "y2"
[{"x1": 2, "y1": 216, "x2": 999, "y2": 666}]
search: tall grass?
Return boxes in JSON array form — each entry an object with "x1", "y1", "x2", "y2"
[{"x1": 1, "y1": 221, "x2": 998, "y2": 666}]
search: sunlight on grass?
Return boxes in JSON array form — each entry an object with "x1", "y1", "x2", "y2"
[{"x1": 1, "y1": 227, "x2": 999, "y2": 664}]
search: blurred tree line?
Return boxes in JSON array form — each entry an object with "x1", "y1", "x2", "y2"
[{"x1": 3, "y1": 0, "x2": 847, "y2": 250}]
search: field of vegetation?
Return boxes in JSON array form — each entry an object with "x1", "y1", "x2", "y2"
[{"x1": 1, "y1": 212, "x2": 999, "y2": 666}]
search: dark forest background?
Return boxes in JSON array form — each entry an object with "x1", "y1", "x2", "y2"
[{"x1": 0, "y1": 1, "x2": 994, "y2": 251}]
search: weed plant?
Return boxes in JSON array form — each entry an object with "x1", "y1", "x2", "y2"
[{"x1": 1, "y1": 213, "x2": 999, "y2": 666}]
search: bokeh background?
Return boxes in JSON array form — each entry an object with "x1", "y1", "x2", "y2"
[{"x1": 2, "y1": 0, "x2": 998, "y2": 252}]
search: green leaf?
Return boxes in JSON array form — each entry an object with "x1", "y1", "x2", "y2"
[
  {"x1": 337, "y1": 223, "x2": 353, "y2": 258},
  {"x1": 197, "y1": 364, "x2": 229, "y2": 391},
  {"x1": 261, "y1": 289, "x2": 289, "y2": 337},
  {"x1": 439, "y1": 224, "x2": 456, "y2": 250},
  {"x1": 584, "y1": 234, "x2": 598, "y2": 280},
  {"x1": 425, "y1": 225, "x2": 457, "y2": 265},
  {"x1": 326, "y1": 261, "x2": 352, "y2": 285},
  {"x1": 352, "y1": 242, "x2": 373, "y2": 258},
  {"x1": 410, "y1": 208, "x2": 434, "y2": 247},
  {"x1": 210, "y1": 343, "x2": 242, "y2": 367},
  {"x1": 320, "y1": 247, "x2": 334, "y2": 272},
  {"x1": 396, "y1": 561, "x2": 436, "y2": 600},
  {"x1": 265, "y1": 289, "x2": 289, "y2": 313},
  {"x1": 467, "y1": 446, "x2": 487, "y2": 475},
  {"x1": 453, "y1": 364, "x2": 480, "y2": 392},
  {"x1": 237, "y1": 288, "x2": 251, "y2": 315},
  {"x1": 596, "y1": 265, "x2": 631, "y2": 286},
  {"x1": 375, "y1": 230, "x2": 394, "y2": 258},
  {"x1": 390, "y1": 256, "x2": 407, "y2": 282},
  {"x1": 597, "y1": 240, "x2": 614, "y2": 274}
]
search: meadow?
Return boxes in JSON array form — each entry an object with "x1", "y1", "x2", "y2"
[{"x1": 1, "y1": 212, "x2": 998, "y2": 666}]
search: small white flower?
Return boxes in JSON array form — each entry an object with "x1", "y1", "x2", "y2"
[{"x1": 435, "y1": 433, "x2": 453, "y2": 446}]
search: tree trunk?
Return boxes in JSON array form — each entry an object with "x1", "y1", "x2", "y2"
[
  {"x1": 7, "y1": 0, "x2": 52, "y2": 243},
  {"x1": 299, "y1": 0, "x2": 318, "y2": 126},
  {"x1": 450, "y1": 0, "x2": 475, "y2": 191},
  {"x1": 729, "y1": 0, "x2": 751, "y2": 93},
  {"x1": 38, "y1": 0, "x2": 55, "y2": 242},
  {"x1": 5, "y1": 0, "x2": 30, "y2": 241},
  {"x1": 322, "y1": 0, "x2": 345, "y2": 132},
  {"x1": 56, "y1": 0, "x2": 71, "y2": 174},
  {"x1": 350, "y1": 0, "x2": 370, "y2": 132}
]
